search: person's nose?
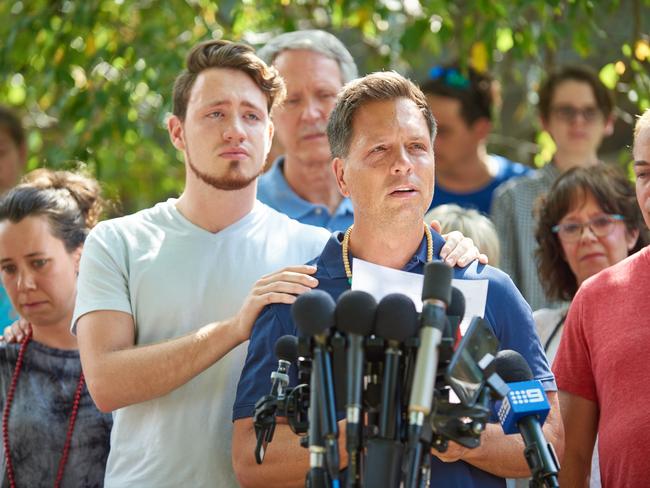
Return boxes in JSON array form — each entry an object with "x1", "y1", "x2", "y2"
[
  {"x1": 17, "y1": 268, "x2": 37, "y2": 292},
  {"x1": 223, "y1": 116, "x2": 246, "y2": 143},
  {"x1": 300, "y1": 97, "x2": 325, "y2": 123},
  {"x1": 390, "y1": 146, "x2": 414, "y2": 175},
  {"x1": 579, "y1": 223, "x2": 599, "y2": 242}
]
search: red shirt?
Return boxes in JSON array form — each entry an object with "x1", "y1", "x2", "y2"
[{"x1": 553, "y1": 246, "x2": 650, "y2": 488}]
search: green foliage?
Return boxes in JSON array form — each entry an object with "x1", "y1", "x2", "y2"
[{"x1": 1, "y1": 0, "x2": 648, "y2": 213}]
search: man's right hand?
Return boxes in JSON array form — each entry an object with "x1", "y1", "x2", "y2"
[
  {"x1": 2, "y1": 318, "x2": 31, "y2": 343},
  {"x1": 232, "y1": 264, "x2": 319, "y2": 343}
]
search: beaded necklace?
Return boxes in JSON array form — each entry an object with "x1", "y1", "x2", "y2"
[
  {"x1": 2, "y1": 329, "x2": 85, "y2": 488},
  {"x1": 341, "y1": 222, "x2": 434, "y2": 283}
]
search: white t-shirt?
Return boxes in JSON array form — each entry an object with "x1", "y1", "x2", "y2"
[{"x1": 73, "y1": 199, "x2": 330, "y2": 488}]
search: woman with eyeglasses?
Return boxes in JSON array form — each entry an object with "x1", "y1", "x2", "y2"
[
  {"x1": 530, "y1": 164, "x2": 647, "y2": 487},
  {"x1": 535, "y1": 165, "x2": 647, "y2": 358},
  {"x1": 0, "y1": 169, "x2": 112, "y2": 487}
]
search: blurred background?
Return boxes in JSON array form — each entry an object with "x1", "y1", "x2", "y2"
[{"x1": 1, "y1": 0, "x2": 648, "y2": 214}]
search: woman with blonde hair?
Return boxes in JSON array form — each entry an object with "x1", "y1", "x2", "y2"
[{"x1": 0, "y1": 168, "x2": 111, "y2": 487}]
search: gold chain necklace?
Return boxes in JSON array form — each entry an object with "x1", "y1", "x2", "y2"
[{"x1": 341, "y1": 222, "x2": 434, "y2": 283}]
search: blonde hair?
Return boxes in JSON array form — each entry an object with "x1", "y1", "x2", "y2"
[{"x1": 425, "y1": 204, "x2": 500, "y2": 267}]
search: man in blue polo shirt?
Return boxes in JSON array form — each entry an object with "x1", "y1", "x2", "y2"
[
  {"x1": 256, "y1": 30, "x2": 356, "y2": 230},
  {"x1": 231, "y1": 71, "x2": 563, "y2": 488}
]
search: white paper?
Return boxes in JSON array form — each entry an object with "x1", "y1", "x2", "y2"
[{"x1": 350, "y1": 257, "x2": 488, "y2": 334}]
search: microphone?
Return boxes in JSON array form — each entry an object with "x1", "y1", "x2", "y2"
[
  {"x1": 272, "y1": 335, "x2": 298, "y2": 398},
  {"x1": 494, "y1": 350, "x2": 560, "y2": 488},
  {"x1": 254, "y1": 335, "x2": 298, "y2": 463},
  {"x1": 292, "y1": 290, "x2": 340, "y2": 484},
  {"x1": 447, "y1": 287, "x2": 465, "y2": 338},
  {"x1": 365, "y1": 294, "x2": 419, "y2": 488},
  {"x1": 374, "y1": 293, "x2": 418, "y2": 440},
  {"x1": 408, "y1": 261, "x2": 452, "y2": 430},
  {"x1": 405, "y1": 261, "x2": 452, "y2": 488},
  {"x1": 335, "y1": 290, "x2": 377, "y2": 488},
  {"x1": 440, "y1": 286, "x2": 465, "y2": 365}
]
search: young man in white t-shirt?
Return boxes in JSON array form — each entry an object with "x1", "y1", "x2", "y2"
[{"x1": 73, "y1": 40, "x2": 332, "y2": 488}]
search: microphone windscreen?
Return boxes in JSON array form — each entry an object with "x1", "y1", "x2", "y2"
[
  {"x1": 447, "y1": 287, "x2": 466, "y2": 320},
  {"x1": 494, "y1": 349, "x2": 534, "y2": 382},
  {"x1": 374, "y1": 293, "x2": 418, "y2": 343},
  {"x1": 291, "y1": 289, "x2": 336, "y2": 337},
  {"x1": 275, "y1": 335, "x2": 298, "y2": 362},
  {"x1": 422, "y1": 261, "x2": 452, "y2": 304},
  {"x1": 335, "y1": 290, "x2": 377, "y2": 336}
]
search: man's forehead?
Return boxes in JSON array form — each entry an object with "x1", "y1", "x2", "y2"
[
  {"x1": 353, "y1": 98, "x2": 427, "y2": 130},
  {"x1": 274, "y1": 49, "x2": 342, "y2": 83},
  {"x1": 190, "y1": 68, "x2": 268, "y2": 111}
]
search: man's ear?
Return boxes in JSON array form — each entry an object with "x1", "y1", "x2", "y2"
[
  {"x1": 264, "y1": 120, "x2": 275, "y2": 158},
  {"x1": 470, "y1": 118, "x2": 492, "y2": 142},
  {"x1": 333, "y1": 157, "x2": 350, "y2": 197},
  {"x1": 167, "y1": 115, "x2": 185, "y2": 151}
]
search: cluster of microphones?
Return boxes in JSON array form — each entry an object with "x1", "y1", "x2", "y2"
[{"x1": 253, "y1": 262, "x2": 560, "y2": 488}]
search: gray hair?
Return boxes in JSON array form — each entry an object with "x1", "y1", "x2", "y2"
[{"x1": 258, "y1": 30, "x2": 358, "y2": 84}]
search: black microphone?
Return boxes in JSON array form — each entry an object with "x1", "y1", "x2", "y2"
[
  {"x1": 272, "y1": 335, "x2": 298, "y2": 398},
  {"x1": 374, "y1": 293, "x2": 418, "y2": 440},
  {"x1": 440, "y1": 286, "x2": 466, "y2": 366},
  {"x1": 494, "y1": 350, "x2": 560, "y2": 488},
  {"x1": 405, "y1": 261, "x2": 452, "y2": 488},
  {"x1": 335, "y1": 290, "x2": 377, "y2": 488},
  {"x1": 254, "y1": 335, "x2": 299, "y2": 463},
  {"x1": 447, "y1": 286, "x2": 465, "y2": 337},
  {"x1": 292, "y1": 290, "x2": 340, "y2": 484}
]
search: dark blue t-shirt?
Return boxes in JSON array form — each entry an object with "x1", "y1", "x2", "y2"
[
  {"x1": 233, "y1": 231, "x2": 554, "y2": 488},
  {"x1": 429, "y1": 155, "x2": 533, "y2": 214}
]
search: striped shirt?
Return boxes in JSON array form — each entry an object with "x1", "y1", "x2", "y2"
[{"x1": 491, "y1": 163, "x2": 560, "y2": 310}]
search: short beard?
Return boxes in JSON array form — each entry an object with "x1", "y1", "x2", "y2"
[{"x1": 186, "y1": 150, "x2": 261, "y2": 191}]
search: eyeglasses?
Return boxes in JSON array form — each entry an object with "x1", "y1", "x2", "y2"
[
  {"x1": 550, "y1": 105, "x2": 603, "y2": 123},
  {"x1": 428, "y1": 66, "x2": 470, "y2": 90},
  {"x1": 552, "y1": 214, "x2": 625, "y2": 242}
]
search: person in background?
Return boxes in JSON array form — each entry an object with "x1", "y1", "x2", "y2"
[
  {"x1": 421, "y1": 64, "x2": 532, "y2": 215},
  {"x1": 534, "y1": 164, "x2": 646, "y2": 358},
  {"x1": 0, "y1": 168, "x2": 112, "y2": 486},
  {"x1": 491, "y1": 65, "x2": 615, "y2": 310},
  {"x1": 0, "y1": 106, "x2": 28, "y2": 328},
  {"x1": 256, "y1": 30, "x2": 357, "y2": 230},
  {"x1": 426, "y1": 203, "x2": 501, "y2": 267},
  {"x1": 553, "y1": 109, "x2": 650, "y2": 488}
]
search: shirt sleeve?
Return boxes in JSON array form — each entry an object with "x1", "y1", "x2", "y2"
[
  {"x1": 72, "y1": 223, "x2": 133, "y2": 334},
  {"x1": 232, "y1": 303, "x2": 298, "y2": 421},
  {"x1": 552, "y1": 291, "x2": 597, "y2": 402}
]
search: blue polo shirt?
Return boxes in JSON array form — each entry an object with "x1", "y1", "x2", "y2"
[
  {"x1": 429, "y1": 155, "x2": 533, "y2": 214},
  {"x1": 233, "y1": 231, "x2": 555, "y2": 488},
  {"x1": 258, "y1": 157, "x2": 354, "y2": 231}
]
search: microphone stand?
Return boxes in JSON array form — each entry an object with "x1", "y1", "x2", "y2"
[{"x1": 307, "y1": 360, "x2": 328, "y2": 488}]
